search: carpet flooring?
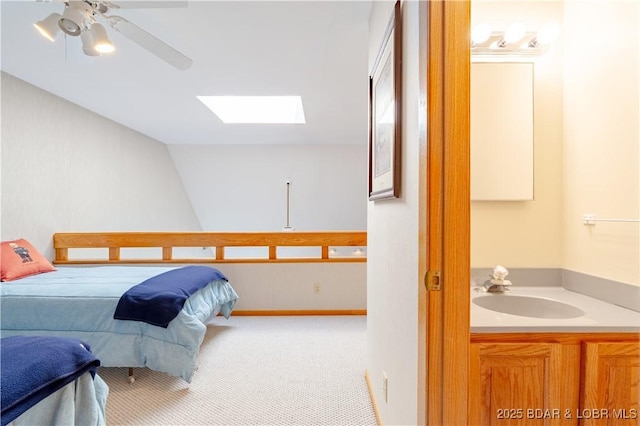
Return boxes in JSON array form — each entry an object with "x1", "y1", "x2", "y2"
[{"x1": 99, "y1": 316, "x2": 376, "y2": 425}]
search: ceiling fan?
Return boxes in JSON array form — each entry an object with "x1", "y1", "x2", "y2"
[{"x1": 33, "y1": 0, "x2": 193, "y2": 70}]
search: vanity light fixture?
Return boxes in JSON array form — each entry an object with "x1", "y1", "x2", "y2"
[{"x1": 471, "y1": 22, "x2": 559, "y2": 60}]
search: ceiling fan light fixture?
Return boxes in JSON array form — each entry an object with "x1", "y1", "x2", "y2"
[
  {"x1": 90, "y1": 23, "x2": 115, "y2": 53},
  {"x1": 58, "y1": 7, "x2": 85, "y2": 36},
  {"x1": 80, "y1": 30, "x2": 100, "y2": 56},
  {"x1": 34, "y1": 12, "x2": 62, "y2": 42}
]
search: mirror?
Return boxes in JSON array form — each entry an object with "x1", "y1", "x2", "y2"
[{"x1": 471, "y1": 62, "x2": 534, "y2": 201}]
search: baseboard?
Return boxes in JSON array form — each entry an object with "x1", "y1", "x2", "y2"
[
  {"x1": 365, "y1": 370, "x2": 382, "y2": 426},
  {"x1": 232, "y1": 309, "x2": 367, "y2": 316}
]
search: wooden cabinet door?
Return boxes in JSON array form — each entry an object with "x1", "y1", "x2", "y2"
[
  {"x1": 470, "y1": 342, "x2": 580, "y2": 426},
  {"x1": 581, "y1": 341, "x2": 640, "y2": 426}
]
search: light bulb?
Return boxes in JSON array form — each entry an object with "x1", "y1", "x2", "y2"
[
  {"x1": 91, "y1": 23, "x2": 115, "y2": 53},
  {"x1": 503, "y1": 22, "x2": 526, "y2": 44},
  {"x1": 471, "y1": 23, "x2": 492, "y2": 45},
  {"x1": 80, "y1": 30, "x2": 100, "y2": 56}
]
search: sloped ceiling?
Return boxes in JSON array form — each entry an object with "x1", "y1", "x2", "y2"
[{"x1": 1, "y1": 0, "x2": 372, "y2": 145}]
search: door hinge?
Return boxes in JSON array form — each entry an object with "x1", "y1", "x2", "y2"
[{"x1": 425, "y1": 270, "x2": 441, "y2": 291}]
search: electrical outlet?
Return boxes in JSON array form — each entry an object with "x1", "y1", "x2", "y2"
[
  {"x1": 313, "y1": 284, "x2": 321, "y2": 294},
  {"x1": 382, "y1": 371, "x2": 388, "y2": 403}
]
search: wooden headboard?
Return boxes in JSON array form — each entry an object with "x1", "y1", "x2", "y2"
[{"x1": 53, "y1": 231, "x2": 367, "y2": 264}]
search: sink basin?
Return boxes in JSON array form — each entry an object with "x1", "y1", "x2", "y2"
[{"x1": 473, "y1": 295, "x2": 585, "y2": 319}]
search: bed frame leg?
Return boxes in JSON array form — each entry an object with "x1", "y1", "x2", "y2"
[{"x1": 127, "y1": 368, "x2": 135, "y2": 383}]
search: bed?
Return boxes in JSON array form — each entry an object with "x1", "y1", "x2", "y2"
[
  {"x1": 0, "y1": 265, "x2": 238, "y2": 383},
  {"x1": 1, "y1": 335, "x2": 108, "y2": 426}
]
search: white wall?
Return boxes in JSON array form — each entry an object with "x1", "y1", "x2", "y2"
[
  {"x1": 218, "y1": 263, "x2": 366, "y2": 311},
  {"x1": 471, "y1": 1, "x2": 564, "y2": 269},
  {"x1": 367, "y1": 1, "x2": 419, "y2": 424},
  {"x1": 167, "y1": 144, "x2": 367, "y2": 233},
  {"x1": 562, "y1": 1, "x2": 640, "y2": 285},
  {"x1": 0, "y1": 72, "x2": 202, "y2": 259}
]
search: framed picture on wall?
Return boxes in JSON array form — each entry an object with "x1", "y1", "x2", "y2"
[{"x1": 368, "y1": 1, "x2": 402, "y2": 201}]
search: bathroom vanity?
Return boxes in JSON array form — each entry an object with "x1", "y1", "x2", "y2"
[{"x1": 470, "y1": 286, "x2": 640, "y2": 425}]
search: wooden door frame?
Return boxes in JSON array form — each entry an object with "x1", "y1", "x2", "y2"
[{"x1": 418, "y1": 1, "x2": 470, "y2": 425}]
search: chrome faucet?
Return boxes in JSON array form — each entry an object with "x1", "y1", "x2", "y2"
[
  {"x1": 482, "y1": 280, "x2": 512, "y2": 293},
  {"x1": 478, "y1": 265, "x2": 512, "y2": 293}
]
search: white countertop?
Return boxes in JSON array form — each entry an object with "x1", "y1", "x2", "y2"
[{"x1": 471, "y1": 286, "x2": 640, "y2": 333}]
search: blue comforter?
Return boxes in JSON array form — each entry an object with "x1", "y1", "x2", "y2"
[
  {"x1": 114, "y1": 266, "x2": 228, "y2": 327},
  {"x1": 1, "y1": 336, "x2": 101, "y2": 426}
]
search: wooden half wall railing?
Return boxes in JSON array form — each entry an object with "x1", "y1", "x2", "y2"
[{"x1": 53, "y1": 231, "x2": 367, "y2": 264}]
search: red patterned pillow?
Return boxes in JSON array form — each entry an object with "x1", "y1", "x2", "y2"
[{"x1": 1, "y1": 239, "x2": 56, "y2": 281}]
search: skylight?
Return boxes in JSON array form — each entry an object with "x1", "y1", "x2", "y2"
[{"x1": 197, "y1": 96, "x2": 306, "y2": 124}]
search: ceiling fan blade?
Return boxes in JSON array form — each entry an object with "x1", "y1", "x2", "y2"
[
  {"x1": 109, "y1": 17, "x2": 193, "y2": 70},
  {"x1": 104, "y1": 1, "x2": 187, "y2": 10}
]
